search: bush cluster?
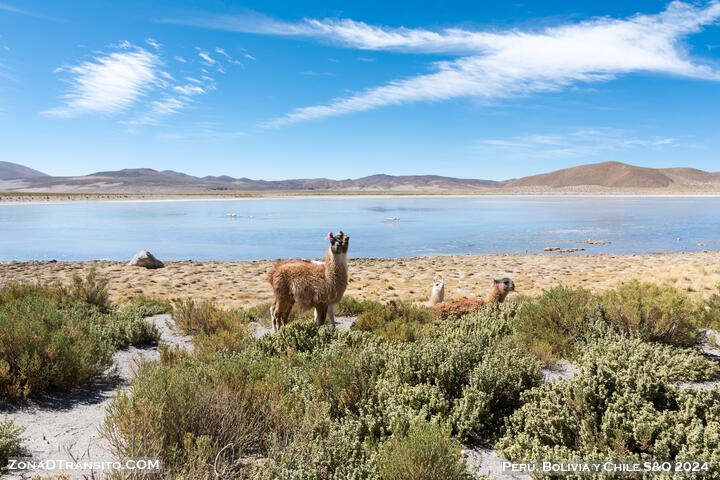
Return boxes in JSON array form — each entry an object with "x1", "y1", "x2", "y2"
[
  {"x1": 0, "y1": 271, "x2": 162, "y2": 400},
  {"x1": 352, "y1": 299, "x2": 437, "y2": 341},
  {"x1": 497, "y1": 338, "x2": 720, "y2": 478},
  {"x1": 104, "y1": 305, "x2": 545, "y2": 479},
  {"x1": 100, "y1": 282, "x2": 719, "y2": 479},
  {"x1": 512, "y1": 282, "x2": 712, "y2": 363}
]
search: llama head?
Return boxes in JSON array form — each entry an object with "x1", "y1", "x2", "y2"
[
  {"x1": 328, "y1": 231, "x2": 350, "y2": 255},
  {"x1": 431, "y1": 276, "x2": 444, "y2": 290},
  {"x1": 492, "y1": 277, "x2": 515, "y2": 293}
]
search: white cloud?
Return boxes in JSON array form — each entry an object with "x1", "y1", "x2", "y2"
[
  {"x1": 477, "y1": 128, "x2": 677, "y2": 159},
  {"x1": 215, "y1": 47, "x2": 244, "y2": 65},
  {"x1": 44, "y1": 41, "x2": 218, "y2": 126},
  {"x1": 198, "y1": 50, "x2": 216, "y2": 66},
  {"x1": 174, "y1": 55, "x2": 187, "y2": 63},
  {"x1": 42, "y1": 45, "x2": 161, "y2": 117},
  {"x1": 146, "y1": 38, "x2": 162, "y2": 50},
  {"x1": 176, "y1": 1, "x2": 720, "y2": 126}
]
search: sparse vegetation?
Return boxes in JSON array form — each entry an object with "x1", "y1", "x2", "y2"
[
  {"x1": 102, "y1": 283, "x2": 720, "y2": 478},
  {"x1": 599, "y1": 281, "x2": 704, "y2": 346},
  {"x1": 0, "y1": 418, "x2": 24, "y2": 470},
  {"x1": 0, "y1": 273, "x2": 161, "y2": 400}
]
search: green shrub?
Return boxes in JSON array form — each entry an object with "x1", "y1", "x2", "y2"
[
  {"x1": 335, "y1": 296, "x2": 382, "y2": 316},
  {"x1": 699, "y1": 286, "x2": 720, "y2": 332},
  {"x1": 497, "y1": 339, "x2": 720, "y2": 478},
  {"x1": 377, "y1": 420, "x2": 471, "y2": 480},
  {"x1": 452, "y1": 345, "x2": 542, "y2": 441},
  {"x1": 512, "y1": 286, "x2": 607, "y2": 361},
  {"x1": 0, "y1": 294, "x2": 113, "y2": 399},
  {"x1": 69, "y1": 267, "x2": 110, "y2": 312},
  {"x1": 600, "y1": 281, "x2": 703, "y2": 347},
  {"x1": 124, "y1": 295, "x2": 172, "y2": 316},
  {"x1": 578, "y1": 337, "x2": 718, "y2": 383},
  {"x1": 353, "y1": 300, "x2": 436, "y2": 342},
  {"x1": 0, "y1": 279, "x2": 159, "y2": 400},
  {"x1": 102, "y1": 354, "x2": 291, "y2": 469},
  {"x1": 0, "y1": 418, "x2": 24, "y2": 470},
  {"x1": 251, "y1": 319, "x2": 338, "y2": 358}
]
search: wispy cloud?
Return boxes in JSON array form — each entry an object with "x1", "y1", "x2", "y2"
[
  {"x1": 477, "y1": 128, "x2": 677, "y2": 159},
  {"x1": 164, "y1": 1, "x2": 720, "y2": 126},
  {"x1": 197, "y1": 50, "x2": 216, "y2": 66},
  {"x1": 146, "y1": 38, "x2": 162, "y2": 50},
  {"x1": 43, "y1": 41, "x2": 218, "y2": 126},
  {"x1": 0, "y1": 2, "x2": 59, "y2": 20},
  {"x1": 41, "y1": 45, "x2": 162, "y2": 117}
]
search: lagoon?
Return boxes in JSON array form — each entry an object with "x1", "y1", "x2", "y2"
[{"x1": 1, "y1": 196, "x2": 719, "y2": 261}]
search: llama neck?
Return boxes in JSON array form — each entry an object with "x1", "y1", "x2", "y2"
[
  {"x1": 486, "y1": 287, "x2": 507, "y2": 304},
  {"x1": 324, "y1": 247, "x2": 348, "y2": 298},
  {"x1": 429, "y1": 286, "x2": 444, "y2": 306}
]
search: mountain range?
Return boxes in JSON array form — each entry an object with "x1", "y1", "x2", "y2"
[{"x1": 1, "y1": 161, "x2": 719, "y2": 193}]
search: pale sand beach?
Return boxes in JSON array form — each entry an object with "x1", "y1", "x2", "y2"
[{"x1": 2, "y1": 251, "x2": 719, "y2": 307}]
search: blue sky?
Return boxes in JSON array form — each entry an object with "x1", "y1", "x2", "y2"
[{"x1": 0, "y1": 0, "x2": 719, "y2": 180}]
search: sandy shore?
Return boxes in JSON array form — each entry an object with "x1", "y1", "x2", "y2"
[
  {"x1": 3, "y1": 191, "x2": 720, "y2": 205},
  {"x1": 1, "y1": 252, "x2": 719, "y2": 307}
]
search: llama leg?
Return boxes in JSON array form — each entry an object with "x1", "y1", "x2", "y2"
[
  {"x1": 270, "y1": 303, "x2": 277, "y2": 332},
  {"x1": 278, "y1": 299, "x2": 294, "y2": 329},
  {"x1": 328, "y1": 304, "x2": 336, "y2": 327},
  {"x1": 315, "y1": 305, "x2": 328, "y2": 327}
]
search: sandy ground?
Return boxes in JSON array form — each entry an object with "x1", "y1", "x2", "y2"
[{"x1": 2, "y1": 252, "x2": 719, "y2": 308}]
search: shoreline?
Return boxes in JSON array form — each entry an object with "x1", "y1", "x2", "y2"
[
  {"x1": 3, "y1": 190, "x2": 720, "y2": 205},
  {"x1": 2, "y1": 251, "x2": 718, "y2": 307}
]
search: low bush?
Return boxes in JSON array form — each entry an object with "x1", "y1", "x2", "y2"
[
  {"x1": 452, "y1": 345, "x2": 542, "y2": 441},
  {"x1": 335, "y1": 295, "x2": 382, "y2": 316},
  {"x1": 0, "y1": 276, "x2": 159, "y2": 400},
  {"x1": 0, "y1": 418, "x2": 24, "y2": 470},
  {"x1": 600, "y1": 281, "x2": 703, "y2": 347},
  {"x1": 497, "y1": 339, "x2": 720, "y2": 478},
  {"x1": 377, "y1": 420, "x2": 471, "y2": 480},
  {"x1": 353, "y1": 300, "x2": 437, "y2": 342},
  {"x1": 699, "y1": 286, "x2": 720, "y2": 333},
  {"x1": 512, "y1": 286, "x2": 607, "y2": 361},
  {"x1": 578, "y1": 337, "x2": 718, "y2": 383},
  {"x1": 68, "y1": 267, "x2": 110, "y2": 311}
]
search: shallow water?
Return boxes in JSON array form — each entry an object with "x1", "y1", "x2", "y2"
[{"x1": 1, "y1": 196, "x2": 719, "y2": 261}]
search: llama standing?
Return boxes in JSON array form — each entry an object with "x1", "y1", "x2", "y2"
[
  {"x1": 430, "y1": 277, "x2": 515, "y2": 319},
  {"x1": 267, "y1": 231, "x2": 350, "y2": 331},
  {"x1": 426, "y1": 276, "x2": 445, "y2": 306}
]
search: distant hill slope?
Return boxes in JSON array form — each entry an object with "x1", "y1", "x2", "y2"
[
  {"x1": 0, "y1": 161, "x2": 49, "y2": 180},
  {"x1": 505, "y1": 161, "x2": 720, "y2": 189},
  {"x1": 0, "y1": 167, "x2": 504, "y2": 193},
  {"x1": 1, "y1": 161, "x2": 718, "y2": 193}
]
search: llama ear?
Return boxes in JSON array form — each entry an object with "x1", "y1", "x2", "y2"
[
  {"x1": 491, "y1": 279, "x2": 497, "y2": 287},
  {"x1": 328, "y1": 232, "x2": 334, "y2": 241}
]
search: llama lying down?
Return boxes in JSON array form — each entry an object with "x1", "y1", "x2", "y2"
[
  {"x1": 426, "y1": 276, "x2": 445, "y2": 306},
  {"x1": 267, "y1": 231, "x2": 349, "y2": 331},
  {"x1": 429, "y1": 277, "x2": 515, "y2": 319}
]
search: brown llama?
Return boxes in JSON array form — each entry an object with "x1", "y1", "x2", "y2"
[
  {"x1": 429, "y1": 277, "x2": 515, "y2": 319},
  {"x1": 267, "y1": 231, "x2": 349, "y2": 331}
]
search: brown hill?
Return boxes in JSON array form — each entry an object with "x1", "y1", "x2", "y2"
[
  {"x1": 505, "y1": 161, "x2": 675, "y2": 188},
  {"x1": 505, "y1": 161, "x2": 720, "y2": 189},
  {"x1": 0, "y1": 161, "x2": 48, "y2": 180}
]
